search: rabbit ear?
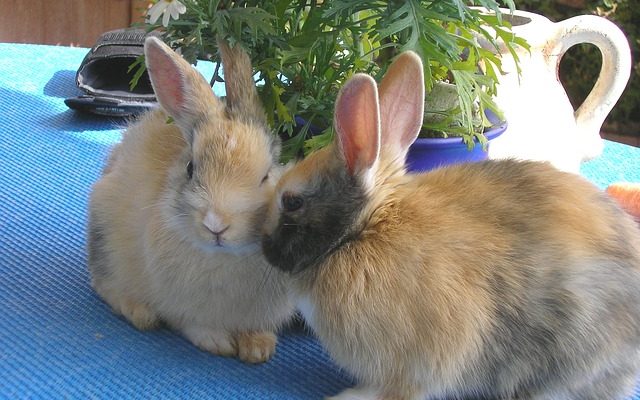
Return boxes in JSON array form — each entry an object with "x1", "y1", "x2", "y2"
[
  {"x1": 144, "y1": 37, "x2": 224, "y2": 141},
  {"x1": 334, "y1": 74, "x2": 380, "y2": 177},
  {"x1": 378, "y1": 51, "x2": 425, "y2": 158},
  {"x1": 217, "y1": 38, "x2": 266, "y2": 125}
]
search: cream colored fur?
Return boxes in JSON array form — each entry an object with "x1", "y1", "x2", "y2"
[{"x1": 87, "y1": 37, "x2": 294, "y2": 363}]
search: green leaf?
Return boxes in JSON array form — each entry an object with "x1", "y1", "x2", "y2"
[
  {"x1": 149, "y1": 0, "x2": 530, "y2": 156},
  {"x1": 227, "y1": 7, "x2": 277, "y2": 36},
  {"x1": 128, "y1": 55, "x2": 146, "y2": 91},
  {"x1": 304, "y1": 128, "x2": 334, "y2": 155}
]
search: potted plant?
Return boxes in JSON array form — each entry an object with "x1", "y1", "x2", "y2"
[{"x1": 140, "y1": 0, "x2": 524, "y2": 168}]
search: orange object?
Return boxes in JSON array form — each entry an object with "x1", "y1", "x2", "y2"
[{"x1": 606, "y1": 183, "x2": 640, "y2": 220}]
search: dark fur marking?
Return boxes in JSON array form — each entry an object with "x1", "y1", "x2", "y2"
[
  {"x1": 263, "y1": 164, "x2": 366, "y2": 274},
  {"x1": 465, "y1": 266, "x2": 577, "y2": 398},
  {"x1": 87, "y1": 211, "x2": 111, "y2": 280},
  {"x1": 472, "y1": 255, "x2": 640, "y2": 399}
]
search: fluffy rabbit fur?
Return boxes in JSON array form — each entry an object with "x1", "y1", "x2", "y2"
[
  {"x1": 262, "y1": 52, "x2": 640, "y2": 399},
  {"x1": 88, "y1": 37, "x2": 294, "y2": 363}
]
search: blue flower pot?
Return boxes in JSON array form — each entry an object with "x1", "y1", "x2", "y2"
[{"x1": 406, "y1": 119, "x2": 508, "y2": 173}]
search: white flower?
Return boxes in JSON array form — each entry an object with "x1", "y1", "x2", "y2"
[{"x1": 147, "y1": 0, "x2": 187, "y2": 27}]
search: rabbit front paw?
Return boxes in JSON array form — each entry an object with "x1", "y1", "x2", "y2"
[
  {"x1": 182, "y1": 326, "x2": 238, "y2": 357},
  {"x1": 120, "y1": 298, "x2": 160, "y2": 331},
  {"x1": 235, "y1": 331, "x2": 277, "y2": 364}
]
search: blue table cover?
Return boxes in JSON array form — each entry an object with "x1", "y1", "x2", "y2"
[{"x1": 1, "y1": 43, "x2": 639, "y2": 399}]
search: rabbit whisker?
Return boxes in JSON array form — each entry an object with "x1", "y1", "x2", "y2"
[{"x1": 141, "y1": 200, "x2": 167, "y2": 211}]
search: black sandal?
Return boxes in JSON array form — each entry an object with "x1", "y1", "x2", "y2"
[{"x1": 65, "y1": 28, "x2": 160, "y2": 117}]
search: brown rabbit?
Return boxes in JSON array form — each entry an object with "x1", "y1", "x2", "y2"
[
  {"x1": 262, "y1": 52, "x2": 640, "y2": 399},
  {"x1": 87, "y1": 37, "x2": 294, "y2": 363}
]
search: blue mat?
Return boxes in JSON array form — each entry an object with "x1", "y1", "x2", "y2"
[{"x1": 1, "y1": 43, "x2": 639, "y2": 399}]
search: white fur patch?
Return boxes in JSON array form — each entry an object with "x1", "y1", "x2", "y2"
[
  {"x1": 361, "y1": 166, "x2": 377, "y2": 195},
  {"x1": 180, "y1": 325, "x2": 235, "y2": 355},
  {"x1": 226, "y1": 135, "x2": 238, "y2": 151},
  {"x1": 296, "y1": 295, "x2": 317, "y2": 330}
]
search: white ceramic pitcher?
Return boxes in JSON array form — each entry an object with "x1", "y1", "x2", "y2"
[{"x1": 480, "y1": 9, "x2": 631, "y2": 172}]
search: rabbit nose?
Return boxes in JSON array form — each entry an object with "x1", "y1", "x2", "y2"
[{"x1": 203, "y1": 211, "x2": 229, "y2": 236}]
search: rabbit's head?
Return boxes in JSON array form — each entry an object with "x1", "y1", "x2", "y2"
[
  {"x1": 262, "y1": 52, "x2": 425, "y2": 273},
  {"x1": 145, "y1": 37, "x2": 279, "y2": 254}
]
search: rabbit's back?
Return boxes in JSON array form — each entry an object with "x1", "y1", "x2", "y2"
[
  {"x1": 88, "y1": 111, "x2": 185, "y2": 301},
  {"x1": 397, "y1": 159, "x2": 640, "y2": 397},
  {"x1": 90, "y1": 110, "x2": 185, "y2": 245},
  {"x1": 107, "y1": 111, "x2": 185, "y2": 194},
  {"x1": 408, "y1": 159, "x2": 640, "y2": 264}
]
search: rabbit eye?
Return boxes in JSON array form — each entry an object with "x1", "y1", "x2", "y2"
[
  {"x1": 282, "y1": 192, "x2": 303, "y2": 212},
  {"x1": 186, "y1": 161, "x2": 194, "y2": 180},
  {"x1": 261, "y1": 171, "x2": 269, "y2": 185}
]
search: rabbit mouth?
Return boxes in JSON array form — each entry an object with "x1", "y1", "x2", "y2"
[
  {"x1": 204, "y1": 236, "x2": 230, "y2": 250},
  {"x1": 208, "y1": 238, "x2": 225, "y2": 248},
  {"x1": 199, "y1": 237, "x2": 260, "y2": 255}
]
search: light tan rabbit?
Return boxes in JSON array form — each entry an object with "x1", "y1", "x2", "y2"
[
  {"x1": 262, "y1": 52, "x2": 640, "y2": 398},
  {"x1": 87, "y1": 37, "x2": 294, "y2": 363}
]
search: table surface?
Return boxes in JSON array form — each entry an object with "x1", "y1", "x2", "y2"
[{"x1": 1, "y1": 42, "x2": 639, "y2": 399}]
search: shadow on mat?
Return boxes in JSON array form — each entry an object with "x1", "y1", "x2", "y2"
[{"x1": 0, "y1": 86, "x2": 125, "y2": 132}]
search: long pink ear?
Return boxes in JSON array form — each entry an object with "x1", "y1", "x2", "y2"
[
  {"x1": 378, "y1": 51, "x2": 425, "y2": 157},
  {"x1": 144, "y1": 37, "x2": 224, "y2": 139},
  {"x1": 334, "y1": 74, "x2": 380, "y2": 176}
]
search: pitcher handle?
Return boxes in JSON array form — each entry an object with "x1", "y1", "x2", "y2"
[{"x1": 549, "y1": 15, "x2": 631, "y2": 159}]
